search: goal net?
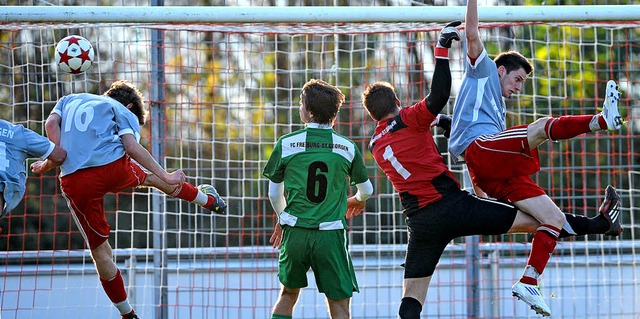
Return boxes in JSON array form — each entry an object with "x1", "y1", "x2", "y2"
[{"x1": 0, "y1": 8, "x2": 638, "y2": 319}]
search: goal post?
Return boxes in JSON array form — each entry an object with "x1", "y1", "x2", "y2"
[
  {"x1": 1, "y1": 5, "x2": 640, "y2": 22},
  {"x1": 0, "y1": 5, "x2": 638, "y2": 319}
]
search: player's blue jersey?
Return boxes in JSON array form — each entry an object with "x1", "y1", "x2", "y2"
[
  {"x1": 449, "y1": 49, "x2": 507, "y2": 161},
  {"x1": 0, "y1": 120, "x2": 55, "y2": 216},
  {"x1": 51, "y1": 93, "x2": 141, "y2": 177}
]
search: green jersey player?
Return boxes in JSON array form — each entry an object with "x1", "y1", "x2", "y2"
[{"x1": 263, "y1": 79, "x2": 373, "y2": 319}]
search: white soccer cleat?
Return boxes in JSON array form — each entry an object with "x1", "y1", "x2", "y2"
[
  {"x1": 512, "y1": 281, "x2": 552, "y2": 317},
  {"x1": 600, "y1": 80, "x2": 624, "y2": 130}
]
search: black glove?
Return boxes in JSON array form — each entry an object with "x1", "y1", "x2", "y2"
[
  {"x1": 434, "y1": 114, "x2": 452, "y2": 138},
  {"x1": 438, "y1": 21, "x2": 462, "y2": 49}
]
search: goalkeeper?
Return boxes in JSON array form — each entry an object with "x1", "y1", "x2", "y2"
[{"x1": 361, "y1": 21, "x2": 622, "y2": 319}]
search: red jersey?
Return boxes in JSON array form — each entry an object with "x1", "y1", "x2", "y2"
[{"x1": 369, "y1": 98, "x2": 460, "y2": 215}]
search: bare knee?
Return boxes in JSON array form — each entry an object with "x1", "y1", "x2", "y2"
[
  {"x1": 534, "y1": 205, "x2": 566, "y2": 229},
  {"x1": 90, "y1": 241, "x2": 118, "y2": 280},
  {"x1": 515, "y1": 195, "x2": 566, "y2": 229},
  {"x1": 280, "y1": 286, "x2": 300, "y2": 300},
  {"x1": 326, "y1": 297, "x2": 351, "y2": 319},
  {"x1": 272, "y1": 286, "x2": 301, "y2": 316},
  {"x1": 527, "y1": 117, "x2": 552, "y2": 149},
  {"x1": 547, "y1": 209, "x2": 566, "y2": 228}
]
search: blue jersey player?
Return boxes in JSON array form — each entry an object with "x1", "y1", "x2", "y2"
[{"x1": 0, "y1": 119, "x2": 66, "y2": 218}]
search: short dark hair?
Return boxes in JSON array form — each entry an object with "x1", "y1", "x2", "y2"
[
  {"x1": 300, "y1": 79, "x2": 345, "y2": 125},
  {"x1": 104, "y1": 80, "x2": 147, "y2": 125},
  {"x1": 361, "y1": 81, "x2": 398, "y2": 121},
  {"x1": 494, "y1": 51, "x2": 534, "y2": 75}
]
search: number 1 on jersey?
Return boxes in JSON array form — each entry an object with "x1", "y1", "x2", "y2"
[{"x1": 383, "y1": 145, "x2": 411, "y2": 180}]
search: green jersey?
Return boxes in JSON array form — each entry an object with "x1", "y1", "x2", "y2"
[{"x1": 263, "y1": 124, "x2": 369, "y2": 230}]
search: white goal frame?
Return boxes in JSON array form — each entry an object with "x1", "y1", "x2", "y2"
[
  {"x1": 1, "y1": 5, "x2": 638, "y2": 319},
  {"x1": 0, "y1": 5, "x2": 639, "y2": 23}
]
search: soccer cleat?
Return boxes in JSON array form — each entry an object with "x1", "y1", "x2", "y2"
[
  {"x1": 121, "y1": 310, "x2": 140, "y2": 319},
  {"x1": 599, "y1": 185, "x2": 622, "y2": 236},
  {"x1": 512, "y1": 281, "x2": 551, "y2": 317},
  {"x1": 600, "y1": 80, "x2": 624, "y2": 130},
  {"x1": 438, "y1": 21, "x2": 462, "y2": 49},
  {"x1": 197, "y1": 184, "x2": 227, "y2": 214}
]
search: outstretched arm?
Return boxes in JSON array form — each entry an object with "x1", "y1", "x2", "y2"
[
  {"x1": 466, "y1": 0, "x2": 484, "y2": 60},
  {"x1": 425, "y1": 21, "x2": 460, "y2": 116},
  {"x1": 31, "y1": 114, "x2": 67, "y2": 174},
  {"x1": 30, "y1": 145, "x2": 66, "y2": 174},
  {"x1": 44, "y1": 113, "x2": 62, "y2": 146},
  {"x1": 425, "y1": 58, "x2": 452, "y2": 116},
  {"x1": 121, "y1": 134, "x2": 185, "y2": 185}
]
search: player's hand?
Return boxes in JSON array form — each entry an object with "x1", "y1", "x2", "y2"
[
  {"x1": 438, "y1": 21, "x2": 462, "y2": 48},
  {"x1": 346, "y1": 196, "x2": 366, "y2": 219},
  {"x1": 269, "y1": 223, "x2": 283, "y2": 249},
  {"x1": 30, "y1": 160, "x2": 52, "y2": 174},
  {"x1": 430, "y1": 114, "x2": 452, "y2": 138},
  {"x1": 165, "y1": 170, "x2": 186, "y2": 185}
]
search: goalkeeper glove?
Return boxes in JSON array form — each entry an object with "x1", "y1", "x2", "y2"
[
  {"x1": 431, "y1": 114, "x2": 452, "y2": 138},
  {"x1": 438, "y1": 21, "x2": 462, "y2": 49}
]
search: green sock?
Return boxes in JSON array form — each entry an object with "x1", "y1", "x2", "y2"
[{"x1": 271, "y1": 314, "x2": 293, "y2": 319}]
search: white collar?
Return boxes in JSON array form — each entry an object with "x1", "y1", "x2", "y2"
[{"x1": 306, "y1": 123, "x2": 333, "y2": 130}]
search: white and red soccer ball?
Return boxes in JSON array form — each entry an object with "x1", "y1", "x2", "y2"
[{"x1": 54, "y1": 35, "x2": 94, "y2": 74}]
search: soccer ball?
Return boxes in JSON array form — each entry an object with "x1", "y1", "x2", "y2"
[{"x1": 54, "y1": 35, "x2": 94, "y2": 74}]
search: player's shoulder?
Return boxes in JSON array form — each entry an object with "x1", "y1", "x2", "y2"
[
  {"x1": 59, "y1": 93, "x2": 114, "y2": 107},
  {"x1": 330, "y1": 130, "x2": 358, "y2": 147},
  {"x1": 0, "y1": 119, "x2": 18, "y2": 131},
  {"x1": 0, "y1": 120, "x2": 28, "y2": 138},
  {"x1": 0, "y1": 120, "x2": 45, "y2": 150},
  {"x1": 277, "y1": 128, "x2": 306, "y2": 141}
]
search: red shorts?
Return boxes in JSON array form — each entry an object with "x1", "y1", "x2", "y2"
[
  {"x1": 60, "y1": 156, "x2": 146, "y2": 249},
  {"x1": 464, "y1": 125, "x2": 546, "y2": 203}
]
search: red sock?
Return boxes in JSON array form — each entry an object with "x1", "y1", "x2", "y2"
[
  {"x1": 544, "y1": 115, "x2": 593, "y2": 140},
  {"x1": 203, "y1": 196, "x2": 216, "y2": 210},
  {"x1": 522, "y1": 225, "x2": 560, "y2": 285},
  {"x1": 597, "y1": 115, "x2": 608, "y2": 130},
  {"x1": 100, "y1": 269, "x2": 127, "y2": 303},
  {"x1": 171, "y1": 182, "x2": 199, "y2": 202}
]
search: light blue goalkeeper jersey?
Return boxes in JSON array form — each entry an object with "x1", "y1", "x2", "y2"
[
  {"x1": 0, "y1": 119, "x2": 55, "y2": 216},
  {"x1": 51, "y1": 93, "x2": 141, "y2": 177},
  {"x1": 449, "y1": 49, "x2": 507, "y2": 161}
]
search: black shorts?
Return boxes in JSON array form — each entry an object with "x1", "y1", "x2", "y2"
[{"x1": 404, "y1": 189, "x2": 518, "y2": 279}]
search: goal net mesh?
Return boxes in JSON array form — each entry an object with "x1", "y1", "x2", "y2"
[{"x1": 0, "y1": 20, "x2": 638, "y2": 318}]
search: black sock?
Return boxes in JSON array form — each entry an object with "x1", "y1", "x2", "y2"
[
  {"x1": 399, "y1": 297, "x2": 422, "y2": 319},
  {"x1": 559, "y1": 212, "x2": 609, "y2": 238}
]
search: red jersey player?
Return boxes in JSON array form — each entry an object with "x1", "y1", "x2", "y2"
[{"x1": 361, "y1": 21, "x2": 621, "y2": 319}]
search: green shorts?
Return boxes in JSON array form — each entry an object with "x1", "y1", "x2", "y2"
[{"x1": 278, "y1": 226, "x2": 359, "y2": 300}]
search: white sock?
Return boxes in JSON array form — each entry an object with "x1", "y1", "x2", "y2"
[
  {"x1": 192, "y1": 191, "x2": 209, "y2": 206},
  {"x1": 522, "y1": 265, "x2": 540, "y2": 281},
  {"x1": 589, "y1": 114, "x2": 602, "y2": 131},
  {"x1": 114, "y1": 299, "x2": 133, "y2": 315}
]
